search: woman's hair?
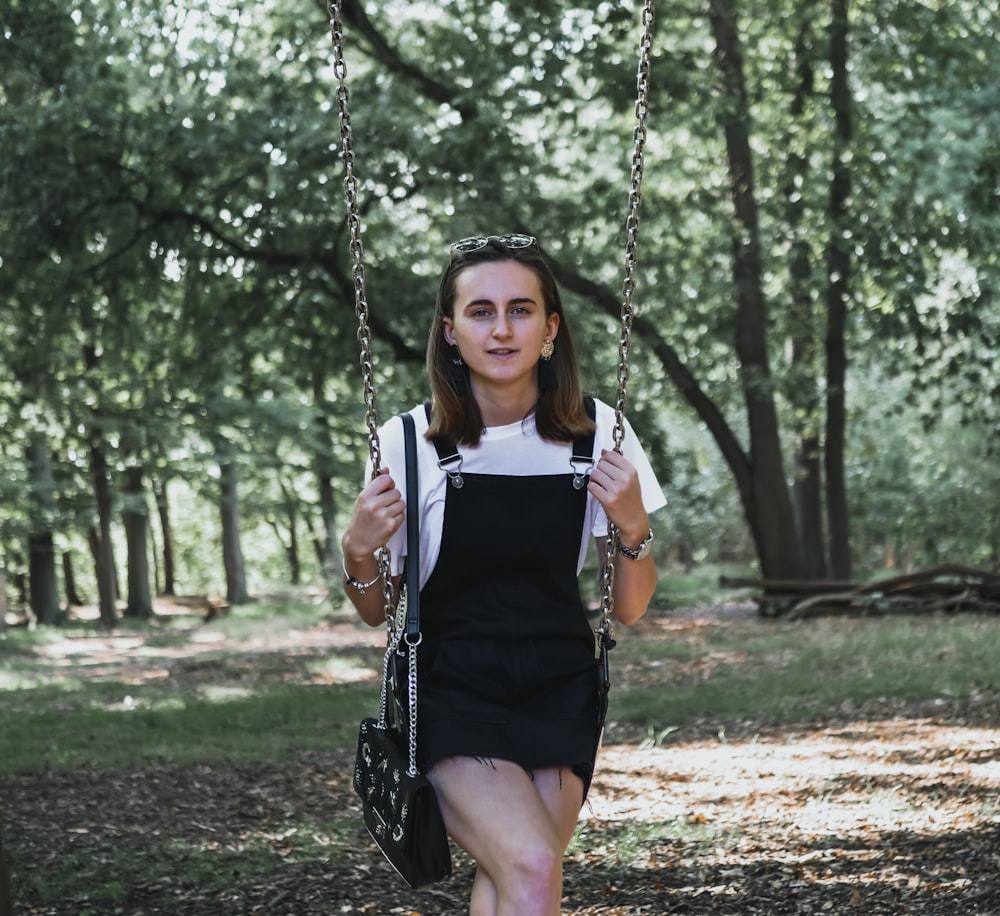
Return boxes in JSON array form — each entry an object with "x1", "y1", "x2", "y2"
[{"x1": 426, "y1": 236, "x2": 595, "y2": 447}]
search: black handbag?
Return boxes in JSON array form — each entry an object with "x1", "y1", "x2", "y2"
[{"x1": 352, "y1": 412, "x2": 452, "y2": 889}]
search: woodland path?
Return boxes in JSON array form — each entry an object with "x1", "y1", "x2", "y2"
[{"x1": 4, "y1": 601, "x2": 999, "y2": 915}]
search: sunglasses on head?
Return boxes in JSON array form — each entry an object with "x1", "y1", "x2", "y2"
[{"x1": 449, "y1": 234, "x2": 537, "y2": 261}]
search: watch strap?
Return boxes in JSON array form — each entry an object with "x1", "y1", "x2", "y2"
[{"x1": 617, "y1": 528, "x2": 654, "y2": 560}]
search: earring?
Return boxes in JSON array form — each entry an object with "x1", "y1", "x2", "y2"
[
  {"x1": 538, "y1": 339, "x2": 558, "y2": 391},
  {"x1": 448, "y1": 346, "x2": 469, "y2": 392}
]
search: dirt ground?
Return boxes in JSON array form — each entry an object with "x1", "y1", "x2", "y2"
[{"x1": 3, "y1": 602, "x2": 1000, "y2": 915}]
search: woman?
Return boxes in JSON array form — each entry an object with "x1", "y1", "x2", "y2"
[{"x1": 342, "y1": 234, "x2": 666, "y2": 915}]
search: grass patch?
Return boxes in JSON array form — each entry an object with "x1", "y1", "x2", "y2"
[
  {"x1": 4, "y1": 602, "x2": 999, "y2": 773},
  {"x1": 653, "y1": 563, "x2": 756, "y2": 606},
  {"x1": 3, "y1": 597, "x2": 999, "y2": 913},
  {"x1": 0, "y1": 682, "x2": 374, "y2": 773},
  {"x1": 612, "y1": 613, "x2": 1000, "y2": 728},
  {"x1": 569, "y1": 815, "x2": 737, "y2": 879}
]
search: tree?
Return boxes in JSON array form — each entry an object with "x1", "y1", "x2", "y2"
[
  {"x1": 25, "y1": 435, "x2": 61, "y2": 624},
  {"x1": 2, "y1": 0, "x2": 997, "y2": 616},
  {"x1": 327, "y1": 0, "x2": 999, "y2": 580},
  {"x1": 0, "y1": 829, "x2": 12, "y2": 916}
]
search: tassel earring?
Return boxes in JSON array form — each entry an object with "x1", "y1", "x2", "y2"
[
  {"x1": 448, "y1": 347, "x2": 469, "y2": 393},
  {"x1": 538, "y1": 338, "x2": 558, "y2": 390}
]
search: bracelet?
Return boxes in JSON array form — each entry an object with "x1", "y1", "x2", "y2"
[
  {"x1": 616, "y1": 528, "x2": 655, "y2": 561},
  {"x1": 342, "y1": 560, "x2": 381, "y2": 595}
]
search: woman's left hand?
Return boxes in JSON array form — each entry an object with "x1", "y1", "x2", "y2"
[{"x1": 587, "y1": 448, "x2": 650, "y2": 546}]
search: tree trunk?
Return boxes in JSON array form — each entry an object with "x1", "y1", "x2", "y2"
[
  {"x1": 25, "y1": 434, "x2": 61, "y2": 625},
  {"x1": 710, "y1": 0, "x2": 803, "y2": 580},
  {"x1": 279, "y1": 481, "x2": 302, "y2": 586},
  {"x1": 147, "y1": 505, "x2": 161, "y2": 596},
  {"x1": 555, "y1": 270, "x2": 801, "y2": 582},
  {"x1": 0, "y1": 829, "x2": 13, "y2": 916},
  {"x1": 62, "y1": 552, "x2": 84, "y2": 606},
  {"x1": 153, "y1": 476, "x2": 176, "y2": 595},
  {"x1": 784, "y1": 16, "x2": 828, "y2": 579},
  {"x1": 825, "y1": 0, "x2": 853, "y2": 579},
  {"x1": 311, "y1": 375, "x2": 340, "y2": 589},
  {"x1": 219, "y1": 459, "x2": 250, "y2": 604},
  {"x1": 792, "y1": 440, "x2": 827, "y2": 578},
  {"x1": 314, "y1": 457, "x2": 339, "y2": 583},
  {"x1": 89, "y1": 435, "x2": 118, "y2": 627},
  {"x1": 287, "y1": 523, "x2": 301, "y2": 586},
  {"x1": 11, "y1": 556, "x2": 27, "y2": 610},
  {"x1": 267, "y1": 511, "x2": 301, "y2": 586},
  {"x1": 122, "y1": 466, "x2": 153, "y2": 618}
]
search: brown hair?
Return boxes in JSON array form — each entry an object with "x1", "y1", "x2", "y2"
[{"x1": 426, "y1": 238, "x2": 595, "y2": 446}]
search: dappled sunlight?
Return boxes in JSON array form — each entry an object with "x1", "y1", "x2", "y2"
[
  {"x1": 33, "y1": 634, "x2": 145, "y2": 659},
  {"x1": 188, "y1": 629, "x2": 227, "y2": 644},
  {"x1": 199, "y1": 685, "x2": 257, "y2": 703},
  {"x1": 5, "y1": 603, "x2": 999, "y2": 912},
  {"x1": 591, "y1": 721, "x2": 1000, "y2": 836},
  {"x1": 306, "y1": 655, "x2": 375, "y2": 684},
  {"x1": 9, "y1": 605, "x2": 386, "y2": 694},
  {"x1": 584, "y1": 720, "x2": 1000, "y2": 906}
]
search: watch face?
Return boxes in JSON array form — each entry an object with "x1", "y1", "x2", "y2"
[{"x1": 620, "y1": 530, "x2": 654, "y2": 559}]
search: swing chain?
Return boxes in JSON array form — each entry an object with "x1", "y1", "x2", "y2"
[
  {"x1": 329, "y1": 0, "x2": 653, "y2": 636},
  {"x1": 329, "y1": 0, "x2": 395, "y2": 623},
  {"x1": 614, "y1": 0, "x2": 654, "y2": 453},
  {"x1": 601, "y1": 0, "x2": 654, "y2": 637},
  {"x1": 329, "y1": 1, "x2": 381, "y2": 476}
]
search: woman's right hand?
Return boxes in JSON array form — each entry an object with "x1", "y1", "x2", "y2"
[{"x1": 341, "y1": 468, "x2": 406, "y2": 564}]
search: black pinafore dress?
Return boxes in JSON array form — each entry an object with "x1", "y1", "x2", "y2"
[{"x1": 416, "y1": 430, "x2": 601, "y2": 793}]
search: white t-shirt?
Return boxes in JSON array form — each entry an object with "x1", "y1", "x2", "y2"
[{"x1": 369, "y1": 398, "x2": 667, "y2": 587}]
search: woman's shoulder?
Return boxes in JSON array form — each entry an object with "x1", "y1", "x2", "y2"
[
  {"x1": 404, "y1": 402, "x2": 432, "y2": 431},
  {"x1": 590, "y1": 397, "x2": 617, "y2": 426},
  {"x1": 380, "y1": 403, "x2": 432, "y2": 435},
  {"x1": 590, "y1": 397, "x2": 650, "y2": 450}
]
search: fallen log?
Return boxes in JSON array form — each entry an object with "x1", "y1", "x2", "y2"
[
  {"x1": 719, "y1": 576, "x2": 856, "y2": 594},
  {"x1": 851, "y1": 564, "x2": 1000, "y2": 596},
  {"x1": 720, "y1": 565, "x2": 1000, "y2": 618}
]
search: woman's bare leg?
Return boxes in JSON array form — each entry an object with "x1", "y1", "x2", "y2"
[{"x1": 428, "y1": 758, "x2": 584, "y2": 916}]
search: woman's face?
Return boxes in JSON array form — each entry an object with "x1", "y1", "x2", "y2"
[{"x1": 443, "y1": 260, "x2": 559, "y2": 395}]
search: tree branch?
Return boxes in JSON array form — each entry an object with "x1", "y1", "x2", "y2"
[
  {"x1": 317, "y1": 0, "x2": 479, "y2": 120},
  {"x1": 554, "y1": 260, "x2": 753, "y2": 497}
]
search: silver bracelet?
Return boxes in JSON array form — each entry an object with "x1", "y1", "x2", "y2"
[
  {"x1": 342, "y1": 560, "x2": 381, "y2": 595},
  {"x1": 616, "y1": 528, "x2": 655, "y2": 561}
]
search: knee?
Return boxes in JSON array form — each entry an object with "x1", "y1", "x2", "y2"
[{"x1": 501, "y1": 839, "x2": 562, "y2": 910}]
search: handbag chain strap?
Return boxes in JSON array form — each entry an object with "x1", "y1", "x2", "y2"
[{"x1": 400, "y1": 412, "x2": 421, "y2": 776}]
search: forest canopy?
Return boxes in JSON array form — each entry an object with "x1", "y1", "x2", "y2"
[{"x1": 1, "y1": 0, "x2": 998, "y2": 625}]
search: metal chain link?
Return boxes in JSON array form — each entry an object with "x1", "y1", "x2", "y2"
[
  {"x1": 329, "y1": 1, "x2": 378, "y2": 469},
  {"x1": 330, "y1": 5, "x2": 421, "y2": 771},
  {"x1": 329, "y1": 0, "x2": 654, "y2": 688},
  {"x1": 328, "y1": 0, "x2": 396, "y2": 630},
  {"x1": 406, "y1": 638, "x2": 420, "y2": 775},
  {"x1": 599, "y1": 0, "x2": 655, "y2": 654}
]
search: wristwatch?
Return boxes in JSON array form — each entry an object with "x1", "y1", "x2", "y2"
[{"x1": 617, "y1": 528, "x2": 654, "y2": 560}]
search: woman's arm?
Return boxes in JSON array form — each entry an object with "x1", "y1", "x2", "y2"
[
  {"x1": 595, "y1": 533, "x2": 657, "y2": 625},
  {"x1": 342, "y1": 468, "x2": 407, "y2": 627},
  {"x1": 588, "y1": 449, "x2": 658, "y2": 625}
]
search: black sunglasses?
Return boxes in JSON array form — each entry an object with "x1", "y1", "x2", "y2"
[{"x1": 448, "y1": 234, "x2": 537, "y2": 261}]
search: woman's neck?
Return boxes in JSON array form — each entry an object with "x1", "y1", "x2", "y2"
[{"x1": 472, "y1": 380, "x2": 539, "y2": 428}]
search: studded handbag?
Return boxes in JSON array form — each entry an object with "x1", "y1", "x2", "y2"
[{"x1": 352, "y1": 411, "x2": 452, "y2": 889}]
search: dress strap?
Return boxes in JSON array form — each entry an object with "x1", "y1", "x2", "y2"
[
  {"x1": 570, "y1": 397, "x2": 597, "y2": 489},
  {"x1": 422, "y1": 398, "x2": 597, "y2": 489},
  {"x1": 423, "y1": 401, "x2": 465, "y2": 488}
]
